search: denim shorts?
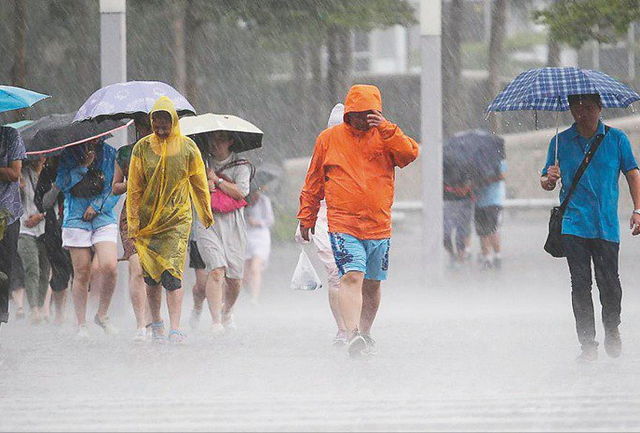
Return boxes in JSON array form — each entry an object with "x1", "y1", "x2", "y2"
[{"x1": 329, "y1": 232, "x2": 390, "y2": 281}]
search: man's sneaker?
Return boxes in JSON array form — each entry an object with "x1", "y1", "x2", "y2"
[
  {"x1": 133, "y1": 328, "x2": 148, "y2": 342},
  {"x1": 604, "y1": 327, "x2": 622, "y2": 358},
  {"x1": 493, "y1": 255, "x2": 502, "y2": 270},
  {"x1": 347, "y1": 331, "x2": 367, "y2": 358},
  {"x1": 76, "y1": 324, "x2": 90, "y2": 340},
  {"x1": 222, "y1": 313, "x2": 236, "y2": 330},
  {"x1": 168, "y1": 330, "x2": 187, "y2": 344},
  {"x1": 189, "y1": 308, "x2": 202, "y2": 330},
  {"x1": 211, "y1": 323, "x2": 225, "y2": 335},
  {"x1": 94, "y1": 315, "x2": 118, "y2": 335},
  {"x1": 576, "y1": 343, "x2": 598, "y2": 363},
  {"x1": 16, "y1": 307, "x2": 25, "y2": 321},
  {"x1": 150, "y1": 321, "x2": 167, "y2": 343},
  {"x1": 333, "y1": 330, "x2": 348, "y2": 347},
  {"x1": 362, "y1": 334, "x2": 378, "y2": 356}
]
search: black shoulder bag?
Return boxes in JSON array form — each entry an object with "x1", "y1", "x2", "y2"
[{"x1": 544, "y1": 126, "x2": 609, "y2": 257}]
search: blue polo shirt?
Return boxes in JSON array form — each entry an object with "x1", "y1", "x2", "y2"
[{"x1": 542, "y1": 121, "x2": 638, "y2": 243}]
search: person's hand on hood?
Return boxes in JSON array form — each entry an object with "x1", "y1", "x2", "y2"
[{"x1": 367, "y1": 110, "x2": 387, "y2": 129}]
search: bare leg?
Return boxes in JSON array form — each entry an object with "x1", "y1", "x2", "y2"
[
  {"x1": 222, "y1": 277, "x2": 242, "y2": 317},
  {"x1": 68, "y1": 247, "x2": 93, "y2": 327},
  {"x1": 338, "y1": 271, "x2": 365, "y2": 338},
  {"x1": 490, "y1": 232, "x2": 501, "y2": 254},
  {"x1": 246, "y1": 257, "x2": 264, "y2": 303},
  {"x1": 192, "y1": 268, "x2": 207, "y2": 313},
  {"x1": 128, "y1": 254, "x2": 147, "y2": 329},
  {"x1": 88, "y1": 255, "x2": 101, "y2": 303},
  {"x1": 205, "y1": 267, "x2": 225, "y2": 324},
  {"x1": 480, "y1": 236, "x2": 491, "y2": 258},
  {"x1": 166, "y1": 288, "x2": 184, "y2": 331},
  {"x1": 42, "y1": 287, "x2": 52, "y2": 320},
  {"x1": 328, "y1": 282, "x2": 346, "y2": 332},
  {"x1": 147, "y1": 284, "x2": 163, "y2": 323},
  {"x1": 360, "y1": 279, "x2": 381, "y2": 337},
  {"x1": 93, "y1": 242, "x2": 118, "y2": 321},
  {"x1": 11, "y1": 288, "x2": 25, "y2": 312},
  {"x1": 52, "y1": 289, "x2": 68, "y2": 326}
]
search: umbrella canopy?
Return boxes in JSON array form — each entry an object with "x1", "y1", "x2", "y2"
[
  {"x1": 253, "y1": 164, "x2": 281, "y2": 189},
  {"x1": 5, "y1": 120, "x2": 33, "y2": 129},
  {"x1": 486, "y1": 67, "x2": 640, "y2": 113},
  {"x1": 19, "y1": 113, "x2": 128, "y2": 156},
  {"x1": 180, "y1": 113, "x2": 263, "y2": 153},
  {"x1": 0, "y1": 85, "x2": 50, "y2": 114},
  {"x1": 444, "y1": 129, "x2": 505, "y2": 185},
  {"x1": 74, "y1": 81, "x2": 196, "y2": 122}
]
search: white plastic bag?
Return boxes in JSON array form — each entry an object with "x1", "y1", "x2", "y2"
[{"x1": 290, "y1": 247, "x2": 323, "y2": 291}]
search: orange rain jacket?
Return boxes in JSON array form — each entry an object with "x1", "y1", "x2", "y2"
[{"x1": 298, "y1": 85, "x2": 419, "y2": 240}]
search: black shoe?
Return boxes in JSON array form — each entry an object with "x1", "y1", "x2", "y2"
[
  {"x1": 604, "y1": 327, "x2": 622, "y2": 358},
  {"x1": 347, "y1": 331, "x2": 367, "y2": 358},
  {"x1": 576, "y1": 343, "x2": 598, "y2": 363}
]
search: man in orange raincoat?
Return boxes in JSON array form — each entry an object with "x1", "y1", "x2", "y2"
[{"x1": 298, "y1": 84, "x2": 419, "y2": 357}]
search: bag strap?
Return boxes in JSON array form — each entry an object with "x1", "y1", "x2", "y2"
[
  {"x1": 218, "y1": 158, "x2": 256, "y2": 181},
  {"x1": 558, "y1": 125, "x2": 610, "y2": 214}
]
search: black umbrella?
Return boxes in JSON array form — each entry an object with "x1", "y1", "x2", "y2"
[
  {"x1": 19, "y1": 113, "x2": 128, "y2": 156},
  {"x1": 443, "y1": 129, "x2": 505, "y2": 185}
]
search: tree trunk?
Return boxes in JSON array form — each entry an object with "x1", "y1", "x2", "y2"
[
  {"x1": 546, "y1": 0, "x2": 561, "y2": 66},
  {"x1": 12, "y1": 0, "x2": 27, "y2": 88},
  {"x1": 337, "y1": 28, "x2": 353, "y2": 102},
  {"x1": 185, "y1": 0, "x2": 201, "y2": 109},
  {"x1": 172, "y1": 0, "x2": 187, "y2": 95},
  {"x1": 308, "y1": 39, "x2": 324, "y2": 123},
  {"x1": 442, "y1": 0, "x2": 464, "y2": 136},
  {"x1": 326, "y1": 25, "x2": 340, "y2": 106},
  {"x1": 488, "y1": 0, "x2": 507, "y2": 133},
  {"x1": 292, "y1": 40, "x2": 309, "y2": 134}
]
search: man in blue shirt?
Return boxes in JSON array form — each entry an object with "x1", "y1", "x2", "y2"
[
  {"x1": 541, "y1": 93, "x2": 640, "y2": 362},
  {"x1": 474, "y1": 160, "x2": 507, "y2": 269},
  {"x1": 0, "y1": 126, "x2": 26, "y2": 337}
]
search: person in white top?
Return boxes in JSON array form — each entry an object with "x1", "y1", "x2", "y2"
[
  {"x1": 295, "y1": 103, "x2": 348, "y2": 346},
  {"x1": 18, "y1": 157, "x2": 50, "y2": 324},
  {"x1": 244, "y1": 186, "x2": 275, "y2": 304}
]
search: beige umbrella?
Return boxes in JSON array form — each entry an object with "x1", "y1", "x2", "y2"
[{"x1": 179, "y1": 113, "x2": 263, "y2": 153}]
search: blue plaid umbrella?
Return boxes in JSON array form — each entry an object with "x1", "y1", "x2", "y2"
[
  {"x1": 486, "y1": 67, "x2": 640, "y2": 112},
  {"x1": 486, "y1": 67, "x2": 640, "y2": 162}
]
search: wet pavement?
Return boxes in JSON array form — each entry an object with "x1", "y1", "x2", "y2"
[{"x1": 2, "y1": 212, "x2": 640, "y2": 431}]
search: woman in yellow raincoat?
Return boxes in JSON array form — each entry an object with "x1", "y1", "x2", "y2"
[{"x1": 127, "y1": 97, "x2": 213, "y2": 342}]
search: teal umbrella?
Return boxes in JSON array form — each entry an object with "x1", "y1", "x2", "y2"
[
  {"x1": 0, "y1": 85, "x2": 50, "y2": 113},
  {"x1": 5, "y1": 120, "x2": 33, "y2": 129}
]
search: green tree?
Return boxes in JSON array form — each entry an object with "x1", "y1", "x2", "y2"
[{"x1": 534, "y1": 0, "x2": 640, "y2": 49}]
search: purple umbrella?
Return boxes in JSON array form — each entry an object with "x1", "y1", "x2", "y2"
[{"x1": 74, "y1": 81, "x2": 196, "y2": 122}]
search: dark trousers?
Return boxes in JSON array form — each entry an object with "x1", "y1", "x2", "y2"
[
  {"x1": 562, "y1": 235, "x2": 622, "y2": 347},
  {"x1": 0, "y1": 220, "x2": 20, "y2": 323}
]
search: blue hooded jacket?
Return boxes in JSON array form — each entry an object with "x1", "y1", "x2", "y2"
[{"x1": 56, "y1": 140, "x2": 120, "y2": 230}]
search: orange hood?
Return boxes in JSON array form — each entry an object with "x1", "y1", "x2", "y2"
[{"x1": 343, "y1": 85, "x2": 382, "y2": 116}]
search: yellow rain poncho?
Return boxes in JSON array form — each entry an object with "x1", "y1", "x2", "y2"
[{"x1": 127, "y1": 97, "x2": 213, "y2": 282}]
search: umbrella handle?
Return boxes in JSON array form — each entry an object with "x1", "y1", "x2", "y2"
[{"x1": 554, "y1": 99, "x2": 560, "y2": 165}]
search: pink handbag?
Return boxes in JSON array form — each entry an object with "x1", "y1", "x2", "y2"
[{"x1": 211, "y1": 189, "x2": 247, "y2": 214}]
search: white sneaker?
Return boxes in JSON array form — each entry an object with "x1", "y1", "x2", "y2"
[
  {"x1": 94, "y1": 315, "x2": 119, "y2": 335},
  {"x1": 133, "y1": 328, "x2": 148, "y2": 342},
  {"x1": 76, "y1": 325, "x2": 90, "y2": 340},
  {"x1": 211, "y1": 323, "x2": 225, "y2": 335},
  {"x1": 222, "y1": 313, "x2": 236, "y2": 330}
]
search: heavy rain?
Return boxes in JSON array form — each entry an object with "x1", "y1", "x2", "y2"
[{"x1": 1, "y1": 0, "x2": 640, "y2": 431}]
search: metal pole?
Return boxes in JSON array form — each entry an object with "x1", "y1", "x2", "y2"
[
  {"x1": 100, "y1": 0, "x2": 127, "y2": 149},
  {"x1": 421, "y1": 0, "x2": 444, "y2": 280},
  {"x1": 100, "y1": 0, "x2": 127, "y2": 86}
]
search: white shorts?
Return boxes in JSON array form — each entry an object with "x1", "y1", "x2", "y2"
[{"x1": 62, "y1": 224, "x2": 118, "y2": 249}]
